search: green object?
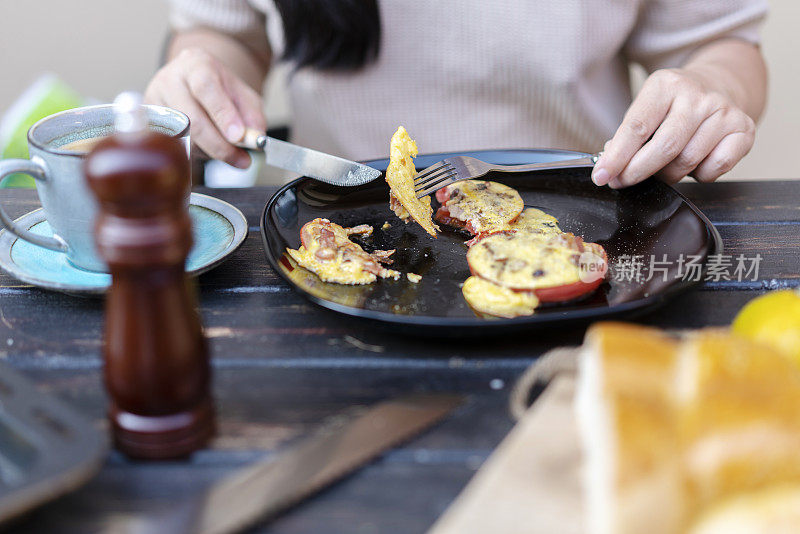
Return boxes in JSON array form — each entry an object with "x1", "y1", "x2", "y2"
[{"x1": 0, "y1": 75, "x2": 84, "y2": 188}]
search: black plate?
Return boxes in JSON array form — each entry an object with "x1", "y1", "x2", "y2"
[{"x1": 260, "y1": 149, "x2": 722, "y2": 334}]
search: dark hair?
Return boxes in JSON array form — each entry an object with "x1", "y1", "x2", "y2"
[{"x1": 272, "y1": 0, "x2": 381, "y2": 72}]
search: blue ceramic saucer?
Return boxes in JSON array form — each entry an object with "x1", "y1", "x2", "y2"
[{"x1": 0, "y1": 193, "x2": 247, "y2": 295}]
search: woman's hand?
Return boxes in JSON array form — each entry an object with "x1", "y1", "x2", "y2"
[
  {"x1": 144, "y1": 47, "x2": 267, "y2": 169},
  {"x1": 592, "y1": 67, "x2": 756, "y2": 188}
]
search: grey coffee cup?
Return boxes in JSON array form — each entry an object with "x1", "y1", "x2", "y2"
[{"x1": 0, "y1": 104, "x2": 189, "y2": 272}]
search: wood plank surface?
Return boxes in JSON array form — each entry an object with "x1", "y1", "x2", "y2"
[
  {"x1": 0, "y1": 287, "x2": 776, "y2": 367},
  {"x1": 0, "y1": 181, "x2": 797, "y2": 534},
  {"x1": 676, "y1": 181, "x2": 800, "y2": 223},
  {"x1": 429, "y1": 376, "x2": 582, "y2": 534}
]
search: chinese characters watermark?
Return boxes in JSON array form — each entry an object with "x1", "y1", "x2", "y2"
[{"x1": 611, "y1": 254, "x2": 762, "y2": 283}]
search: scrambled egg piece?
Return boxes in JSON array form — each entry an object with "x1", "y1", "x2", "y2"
[
  {"x1": 462, "y1": 276, "x2": 539, "y2": 318},
  {"x1": 435, "y1": 180, "x2": 524, "y2": 235},
  {"x1": 407, "y1": 273, "x2": 422, "y2": 283},
  {"x1": 465, "y1": 207, "x2": 562, "y2": 246},
  {"x1": 282, "y1": 254, "x2": 371, "y2": 308},
  {"x1": 287, "y1": 218, "x2": 399, "y2": 285},
  {"x1": 386, "y1": 126, "x2": 438, "y2": 237},
  {"x1": 501, "y1": 207, "x2": 560, "y2": 235}
]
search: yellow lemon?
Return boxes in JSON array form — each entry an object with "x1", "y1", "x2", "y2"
[{"x1": 732, "y1": 289, "x2": 800, "y2": 366}]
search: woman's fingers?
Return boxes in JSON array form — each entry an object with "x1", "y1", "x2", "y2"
[
  {"x1": 692, "y1": 130, "x2": 754, "y2": 183},
  {"x1": 608, "y1": 97, "x2": 703, "y2": 189},
  {"x1": 178, "y1": 82, "x2": 253, "y2": 168},
  {"x1": 180, "y1": 51, "x2": 246, "y2": 143},
  {"x1": 144, "y1": 47, "x2": 264, "y2": 168},
  {"x1": 656, "y1": 108, "x2": 733, "y2": 184},
  {"x1": 147, "y1": 74, "x2": 251, "y2": 168},
  {"x1": 224, "y1": 72, "x2": 268, "y2": 134},
  {"x1": 597, "y1": 68, "x2": 757, "y2": 188},
  {"x1": 592, "y1": 73, "x2": 673, "y2": 186}
]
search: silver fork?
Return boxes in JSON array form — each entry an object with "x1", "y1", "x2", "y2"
[{"x1": 414, "y1": 153, "x2": 602, "y2": 198}]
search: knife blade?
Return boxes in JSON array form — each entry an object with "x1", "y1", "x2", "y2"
[
  {"x1": 238, "y1": 128, "x2": 382, "y2": 187},
  {"x1": 118, "y1": 394, "x2": 463, "y2": 534}
]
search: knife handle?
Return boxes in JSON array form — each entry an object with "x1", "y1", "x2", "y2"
[{"x1": 238, "y1": 128, "x2": 267, "y2": 151}]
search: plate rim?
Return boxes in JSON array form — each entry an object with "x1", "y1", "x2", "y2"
[
  {"x1": 260, "y1": 148, "x2": 723, "y2": 329},
  {"x1": 0, "y1": 192, "x2": 248, "y2": 296}
]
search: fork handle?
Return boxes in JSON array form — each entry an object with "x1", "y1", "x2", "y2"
[{"x1": 488, "y1": 152, "x2": 601, "y2": 173}]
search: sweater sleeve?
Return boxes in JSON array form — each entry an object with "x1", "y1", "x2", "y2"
[
  {"x1": 168, "y1": 0, "x2": 265, "y2": 37},
  {"x1": 623, "y1": 0, "x2": 768, "y2": 72}
]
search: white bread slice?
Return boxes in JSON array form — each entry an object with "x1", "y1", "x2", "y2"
[
  {"x1": 576, "y1": 322, "x2": 684, "y2": 534},
  {"x1": 676, "y1": 331, "x2": 800, "y2": 514},
  {"x1": 579, "y1": 324, "x2": 800, "y2": 534}
]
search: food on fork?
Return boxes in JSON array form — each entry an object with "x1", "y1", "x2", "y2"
[
  {"x1": 385, "y1": 126, "x2": 438, "y2": 237},
  {"x1": 286, "y1": 218, "x2": 400, "y2": 284},
  {"x1": 466, "y1": 231, "x2": 607, "y2": 303},
  {"x1": 434, "y1": 180, "x2": 524, "y2": 236},
  {"x1": 576, "y1": 322, "x2": 800, "y2": 534}
]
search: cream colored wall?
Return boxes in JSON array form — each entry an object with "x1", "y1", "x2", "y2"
[
  {"x1": 631, "y1": 0, "x2": 800, "y2": 180},
  {"x1": 0, "y1": 0, "x2": 170, "y2": 104},
  {"x1": 0, "y1": 0, "x2": 796, "y2": 180},
  {"x1": 726, "y1": 0, "x2": 800, "y2": 179}
]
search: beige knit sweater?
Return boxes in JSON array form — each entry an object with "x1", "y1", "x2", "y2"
[{"x1": 169, "y1": 0, "x2": 767, "y2": 161}]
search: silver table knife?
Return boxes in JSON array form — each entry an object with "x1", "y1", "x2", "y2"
[
  {"x1": 239, "y1": 128, "x2": 382, "y2": 187},
  {"x1": 115, "y1": 393, "x2": 463, "y2": 534}
]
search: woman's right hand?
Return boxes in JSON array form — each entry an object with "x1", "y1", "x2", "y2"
[{"x1": 144, "y1": 47, "x2": 267, "y2": 169}]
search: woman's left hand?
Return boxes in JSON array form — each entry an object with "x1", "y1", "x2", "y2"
[{"x1": 591, "y1": 68, "x2": 756, "y2": 188}]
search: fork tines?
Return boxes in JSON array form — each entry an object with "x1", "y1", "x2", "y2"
[
  {"x1": 413, "y1": 161, "x2": 451, "y2": 184},
  {"x1": 413, "y1": 161, "x2": 457, "y2": 197}
]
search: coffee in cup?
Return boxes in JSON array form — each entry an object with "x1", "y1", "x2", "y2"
[{"x1": 58, "y1": 135, "x2": 108, "y2": 154}]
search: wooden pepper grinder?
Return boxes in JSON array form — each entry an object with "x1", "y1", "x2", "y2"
[{"x1": 86, "y1": 93, "x2": 214, "y2": 459}]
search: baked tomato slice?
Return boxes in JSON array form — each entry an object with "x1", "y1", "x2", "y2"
[{"x1": 466, "y1": 232, "x2": 607, "y2": 303}]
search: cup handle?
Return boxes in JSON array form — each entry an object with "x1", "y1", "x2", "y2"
[{"x1": 0, "y1": 159, "x2": 68, "y2": 252}]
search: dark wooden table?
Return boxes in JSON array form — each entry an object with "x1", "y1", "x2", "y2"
[{"x1": 1, "y1": 182, "x2": 798, "y2": 533}]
